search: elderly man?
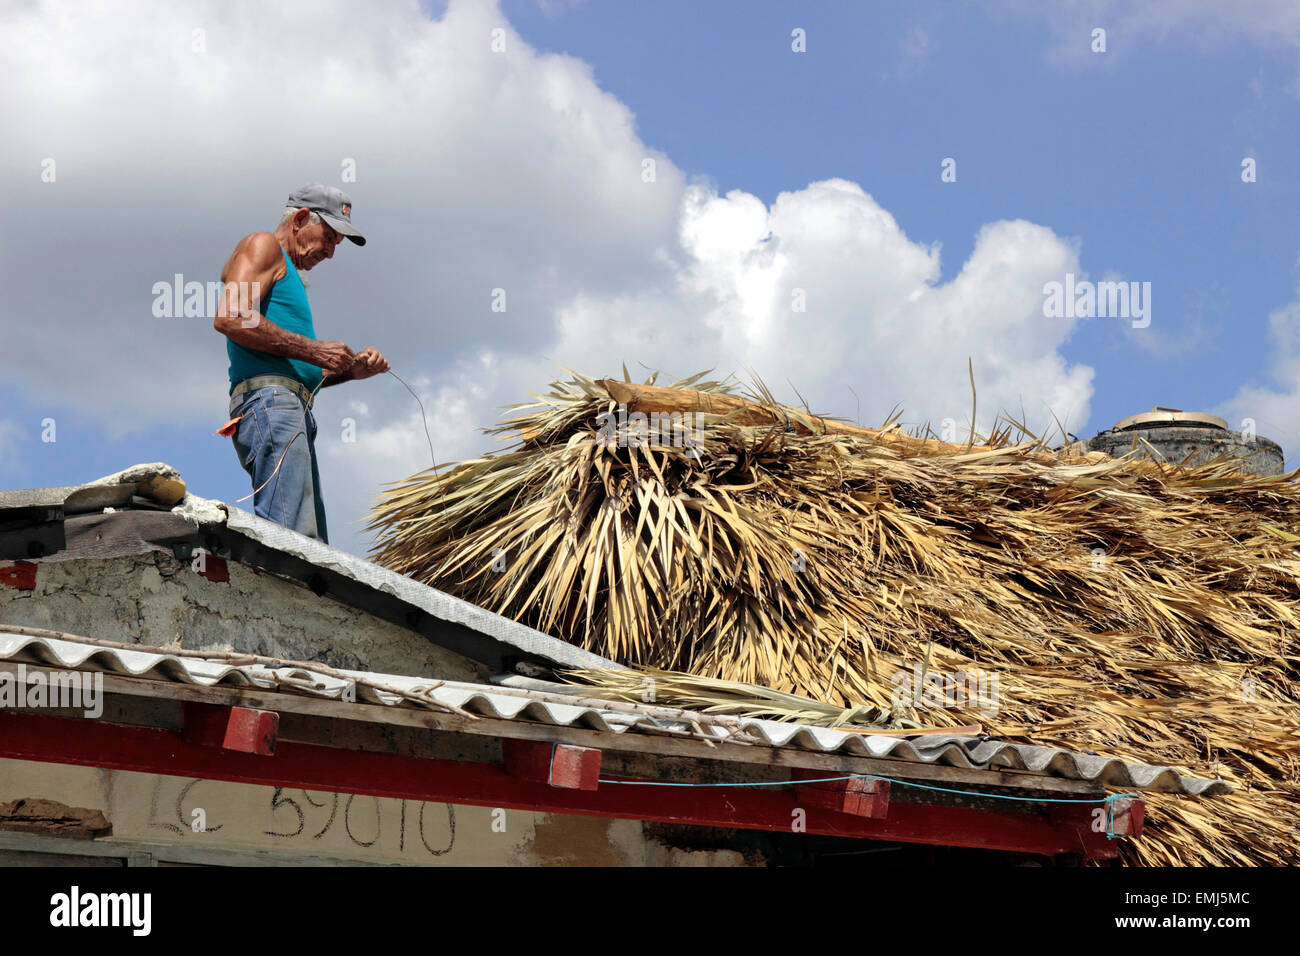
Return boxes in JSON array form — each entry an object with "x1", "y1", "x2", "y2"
[{"x1": 214, "y1": 184, "x2": 389, "y2": 543}]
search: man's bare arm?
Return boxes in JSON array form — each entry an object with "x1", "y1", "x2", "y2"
[{"x1": 213, "y1": 233, "x2": 354, "y2": 374}]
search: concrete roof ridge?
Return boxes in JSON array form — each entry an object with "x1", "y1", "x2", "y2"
[
  {"x1": 0, "y1": 463, "x2": 621, "y2": 674},
  {"x1": 217, "y1": 503, "x2": 623, "y2": 672}
]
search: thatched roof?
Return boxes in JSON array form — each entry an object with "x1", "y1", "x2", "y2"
[{"x1": 367, "y1": 371, "x2": 1300, "y2": 865}]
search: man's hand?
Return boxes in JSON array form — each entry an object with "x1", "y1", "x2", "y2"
[
  {"x1": 313, "y1": 340, "x2": 357, "y2": 375},
  {"x1": 349, "y1": 346, "x2": 390, "y2": 380}
]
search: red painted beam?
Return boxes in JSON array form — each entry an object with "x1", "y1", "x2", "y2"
[
  {"x1": 1050, "y1": 795, "x2": 1145, "y2": 838},
  {"x1": 502, "y1": 738, "x2": 601, "y2": 790},
  {"x1": 0, "y1": 710, "x2": 1119, "y2": 858},
  {"x1": 792, "y1": 767, "x2": 891, "y2": 819}
]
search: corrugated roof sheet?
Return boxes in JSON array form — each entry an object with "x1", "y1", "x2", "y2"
[{"x1": 0, "y1": 631, "x2": 1231, "y2": 797}]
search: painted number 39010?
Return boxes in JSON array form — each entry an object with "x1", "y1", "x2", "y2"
[{"x1": 264, "y1": 788, "x2": 455, "y2": 857}]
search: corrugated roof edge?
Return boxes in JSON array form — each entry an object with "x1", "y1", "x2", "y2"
[{"x1": 0, "y1": 631, "x2": 1233, "y2": 797}]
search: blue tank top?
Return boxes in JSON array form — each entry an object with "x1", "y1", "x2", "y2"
[{"x1": 227, "y1": 245, "x2": 322, "y2": 394}]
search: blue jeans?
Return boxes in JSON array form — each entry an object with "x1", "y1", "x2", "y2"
[{"x1": 229, "y1": 385, "x2": 328, "y2": 543}]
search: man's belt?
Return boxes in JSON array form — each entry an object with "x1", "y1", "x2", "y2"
[{"x1": 229, "y1": 375, "x2": 316, "y2": 410}]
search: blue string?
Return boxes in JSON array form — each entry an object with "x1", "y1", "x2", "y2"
[{"x1": 597, "y1": 772, "x2": 1142, "y2": 840}]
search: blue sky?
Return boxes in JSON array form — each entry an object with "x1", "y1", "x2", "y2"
[
  {"x1": 4, "y1": 0, "x2": 1299, "y2": 557},
  {"x1": 499, "y1": 0, "x2": 1300, "y2": 433}
]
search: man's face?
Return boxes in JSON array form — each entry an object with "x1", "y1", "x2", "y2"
[{"x1": 294, "y1": 211, "x2": 344, "y2": 270}]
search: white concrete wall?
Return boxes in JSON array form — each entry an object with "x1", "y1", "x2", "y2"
[{"x1": 0, "y1": 551, "x2": 486, "y2": 682}]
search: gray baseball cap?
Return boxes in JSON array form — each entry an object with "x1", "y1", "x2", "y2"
[{"x1": 286, "y1": 183, "x2": 366, "y2": 246}]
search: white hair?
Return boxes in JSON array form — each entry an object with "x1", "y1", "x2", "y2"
[{"x1": 279, "y1": 206, "x2": 323, "y2": 227}]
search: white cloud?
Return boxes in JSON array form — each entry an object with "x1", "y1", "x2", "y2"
[
  {"x1": 368, "y1": 178, "x2": 1095, "y2": 460},
  {"x1": 1219, "y1": 292, "x2": 1300, "y2": 467},
  {"x1": 1, "y1": 0, "x2": 682, "y2": 435},
  {"x1": 2, "y1": 0, "x2": 1097, "y2": 556}
]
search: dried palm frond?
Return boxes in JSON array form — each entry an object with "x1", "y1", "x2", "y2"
[
  {"x1": 561, "y1": 664, "x2": 904, "y2": 728},
  {"x1": 367, "y1": 370, "x2": 1300, "y2": 866}
]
